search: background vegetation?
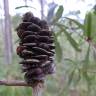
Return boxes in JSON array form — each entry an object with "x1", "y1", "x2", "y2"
[{"x1": 0, "y1": 0, "x2": 96, "y2": 96}]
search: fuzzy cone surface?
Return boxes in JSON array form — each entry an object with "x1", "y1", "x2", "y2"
[{"x1": 16, "y1": 12, "x2": 55, "y2": 85}]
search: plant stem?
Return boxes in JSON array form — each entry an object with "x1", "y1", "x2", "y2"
[
  {"x1": 0, "y1": 79, "x2": 32, "y2": 87},
  {"x1": 0, "y1": 79, "x2": 44, "y2": 96},
  {"x1": 32, "y1": 83, "x2": 44, "y2": 96}
]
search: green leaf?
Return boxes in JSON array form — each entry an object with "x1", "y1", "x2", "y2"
[
  {"x1": 64, "y1": 58, "x2": 77, "y2": 65},
  {"x1": 82, "y1": 44, "x2": 90, "y2": 69},
  {"x1": 82, "y1": 71, "x2": 91, "y2": 90},
  {"x1": 53, "y1": 33, "x2": 62, "y2": 62},
  {"x1": 53, "y1": 5, "x2": 64, "y2": 23},
  {"x1": 64, "y1": 30, "x2": 81, "y2": 51},
  {"x1": 56, "y1": 23, "x2": 81, "y2": 51},
  {"x1": 85, "y1": 45, "x2": 90, "y2": 64},
  {"x1": 68, "y1": 69, "x2": 75, "y2": 85},
  {"x1": 15, "y1": 6, "x2": 35, "y2": 9},
  {"x1": 84, "y1": 10, "x2": 96, "y2": 43},
  {"x1": 82, "y1": 45, "x2": 91, "y2": 89},
  {"x1": 90, "y1": 11, "x2": 96, "y2": 42},
  {"x1": 84, "y1": 11, "x2": 92, "y2": 39},
  {"x1": 56, "y1": 6, "x2": 64, "y2": 19},
  {"x1": 64, "y1": 17, "x2": 84, "y2": 30}
]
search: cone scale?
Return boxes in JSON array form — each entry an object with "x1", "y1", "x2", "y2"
[{"x1": 16, "y1": 12, "x2": 55, "y2": 95}]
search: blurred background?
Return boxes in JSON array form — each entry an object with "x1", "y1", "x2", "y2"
[{"x1": 0, "y1": 0, "x2": 96, "y2": 96}]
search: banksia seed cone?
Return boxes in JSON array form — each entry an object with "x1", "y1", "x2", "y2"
[{"x1": 16, "y1": 12, "x2": 55, "y2": 85}]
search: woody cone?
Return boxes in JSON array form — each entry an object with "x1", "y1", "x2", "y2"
[{"x1": 16, "y1": 12, "x2": 55, "y2": 86}]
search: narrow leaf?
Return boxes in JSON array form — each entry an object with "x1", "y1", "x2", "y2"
[
  {"x1": 85, "y1": 45, "x2": 90, "y2": 64},
  {"x1": 82, "y1": 71, "x2": 91, "y2": 90},
  {"x1": 90, "y1": 11, "x2": 96, "y2": 42},
  {"x1": 56, "y1": 23, "x2": 81, "y2": 51},
  {"x1": 83, "y1": 44, "x2": 90, "y2": 68},
  {"x1": 64, "y1": 58, "x2": 76, "y2": 65},
  {"x1": 53, "y1": 33, "x2": 62, "y2": 62},
  {"x1": 64, "y1": 17, "x2": 84, "y2": 30},
  {"x1": 64, "y1": 30, "x2": 81, "y2": 51},
  {"x1": 84, "y1": 11, "x2": 92, "y2": 39},
  {"x1": 68, "y1": 70, "x2": 75, "y2": 85},
  {"x1": 53, "y1": 5, "x2": 64, "y2": 23},
  {"x1": 15, "y1": 6, "x2": 35, "y2": 9}
]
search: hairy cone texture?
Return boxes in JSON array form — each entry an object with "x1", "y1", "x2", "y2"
[{"x1": 16, "y1": 12, "x2": 55, "y2": 85}]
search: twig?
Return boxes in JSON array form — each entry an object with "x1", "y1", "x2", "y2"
[
  {"x1": 0, "y1": 79, "x2": 32, "y2": 87},
  {"x1": 0, "y1": 79, "x2": 44, "y2": 96}
]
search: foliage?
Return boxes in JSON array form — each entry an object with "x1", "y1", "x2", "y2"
[{"x1": 46, "y1": 5, "x2": 96, "y2": 96}]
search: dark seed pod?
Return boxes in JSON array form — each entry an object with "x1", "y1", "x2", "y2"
[
  {"x1": 39, "y1": 30, "x2": 52, "y2": 36},
  {"x1": 16, "y1": 12, "x2": 55, "y2": 85},
  {"x1": 22, "y1": 12, "x2": 34, "y2": 22},
  {"x1": 20, "y1": 31, "x2": 37, "y2": 39},
  {"x1": 30, "y1": 17, "x2": 41, "y2": 25},
  {"x1": 27, "y1": 23, "x2": 41, "y2": 32},
  {"x1": 39, "y1": 20, "x2": 49, "y2": 29},
  {"x1": 16, "y1": 22, "x2": 32, "y2": 31}
]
